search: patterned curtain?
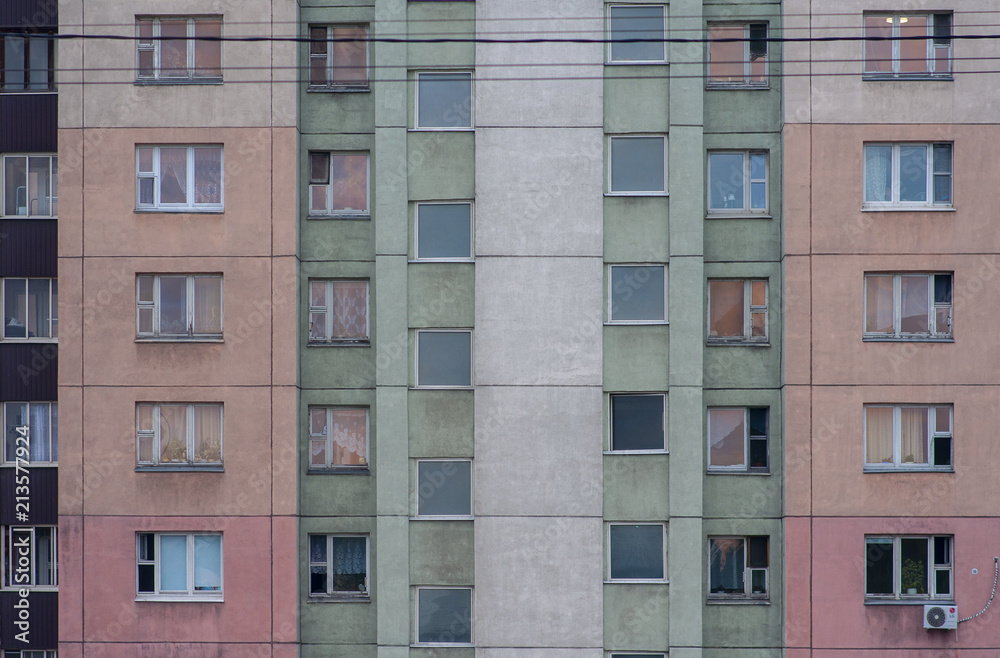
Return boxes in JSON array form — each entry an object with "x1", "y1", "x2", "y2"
[
  {"x1": 865, "y1": 407, "x2": 893, "y2": 464},
  {"x1": 333, "y1": 282, "x2": 368, "y2": 339}
]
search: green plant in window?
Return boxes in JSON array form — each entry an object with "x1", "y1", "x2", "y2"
[
  {"x1": 903, "y1": 453, "x2": 916, "y2": 463},
  {"x1": 901, "y1": 558, "x2": 926, "y2": 594},
  {"x1": 195, "y1": 438, "x2": 222, "y2": 462},
  {"x1": 159, "y1": 438, "x2": 187, "y2": 462}
]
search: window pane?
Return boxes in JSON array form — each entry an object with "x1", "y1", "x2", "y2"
[
  {"x1": 28, "y1": 156, "x2": 53, "y2": 216},
  {"x1": 331, "y1": 536, "x2": 367, "y2": 592},
  {"x1": 330, "y1": 154, "x2": 368, "y2": 213},
  {"x1": 160, "y1": 20, "x2": 188, "y2": 77},
  {"x1": 159, "y1": 535, "x2": 188, "y2": 591},
  {"x1": 418, "y1": 461, "x2": 471, "y2": 516},
  {"x1": 899, "y1": 16, "x2": 928, "y2": 73},
  {"x1": 708, "y1": 25, "x2": 744, "y2": 82},
  {"x1": 748, "y1": 24, "x2": 767, "y2": 82},
  {"x1": 936, "y1": 568, "x2": 951, "y2": 595},
  {"x1": 611, "y1": 137, "x2": 664, "y2": 193},
  {"x1": 417, "y1": 72, "x2": 472, "y2": 128},
  {"x1": 898, "y1": 145, "x2": 927, "y2": 202},
  {"x1": 4, "y1": 279, "x2": 26, "y2": 337},
  {"x1": 158, "y1": 405, "x2": 188, "y2": 462},
  {"x1": 709, "y1": 408, "x2": 745, "y2": 467},
  {"x1": 864, "y1": 145, "x2": 893, "y2": 202},
  {"x1": 193, "y1": 148, "x2": 222, "y2": 205},
  {"x1": 864, "y1": 16, "x2": 892, "y2": 72},
  {"x1": 866, "y1": 538, "x2": 893, "y2": 594},
  {"x1": 193, "y1": 535, "x2": 221, "y2": 591},
  {"x1": 900, "y1": 407, "x2": 928, "y2": 464},
  {"x1": 27, "y1": 278, "x2": 51, "y2": 337},
  {"x1": 332, "y1": 281, "x2": 368, "y2": 339},
  {"x1": 4, "y1": 403, "x2": 27, "y2": 462},
  {"x1": 709, "y1": 280, "x2": 744, "y2": 337},
  {"x1": 935, "y1": 407, "x2": 950, "y2": 433},
  {"x1": 934, "y1": 536, "x2": 950, "y2": 565},
  {"x1": 3, "y1": 37, "x2": 26, "y2": 89},
  {"x1": 193, "y1": 406, "x2": 222, "y2": 462},
  {"x1": 4, "y1": 156, "x2": 27, "y2": 215},
  {"x1": 610, "y1": 266, "x2": 664, "y2": 321},
  {"x1": 900, "y1": 538, "x2": 928, "y2": 594},
  {"x1": 418, "y1": 588, "x2": 472, "y2": 643},
  {"x1": 193, "y1": 277, "x2": 222, "y2": 334},
  {"x1": 330, "y1": 408, "x2": 367, "y2": 466},
  {"x1": 865, "y1": 275, "x2": 894, "y2": 334},
  {"x1": 418, "y1": 331, "x2": 471, "y2": 387},
  {"x1": 611, "y1": 395, "x2": 664, "y2": 451},
  {"x1": 900, "y1": 276, "x2": 929, "y2": 333},
  {"x1": 193, "y1": 20, "x2": 222, "y2": 77},
  {"x1": 417, "y1": 204, "x2": 472, "y2": 259},
  {"x1": 747, "y1": 536, "x2": 768, "y2": 568},
  {"x1": 709, "y1": 153, "x2": 744, "y2": 210},
  {"x1": 610, "y1": 525, "x2": 663, "y2": 579},
  {"x1": 158, "y1": 148, "x2": 188, "y2": 204},
  {"x1": 865, "y1": 407, "x2": 894, "y2": 464},
  {"x1": 331, "y1": 26, "x2": 368, "y2": 84},
  {"x1": 50, "y1": 403, "x2": 57, "y2": 462},
  {"x1": 310, "y1": 27, "x2": 327, "y2": 56},
  {"x1": 710, "y1": 538, "x2": 745, "y2": 593},
  {"x1": 609, "y1": 6, "x2": 665, "y2": 62},
  {"x1": 310, "y1": 152, "x2": 330, "y2": 184},
  {"x1": 29, "y1": 403, "x2": 50, "y2": 462}
]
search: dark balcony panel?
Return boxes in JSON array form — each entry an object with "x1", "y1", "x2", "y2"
[
  {"x1": 0, "y1": 344, "x2": 57, "y2": 399},
  {"x1": 0, "y1": 590, "x2": 57, "y2": 650},
  {"x1": 0, "y1": 219, "x2": 57, "y2": 276},
  {"x1": 0, "y1": 466, "x2": 57, "y2": 525},
  {"x1": 0, "y1": 94, "x2": 57, "y2": 152},
  {"x1": 0, "y1": 0, "x2": 58, "y2": 29}
]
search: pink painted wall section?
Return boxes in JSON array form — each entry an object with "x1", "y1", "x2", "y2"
[
  {"x1": 785, "y1": 517, "x2": 812, "y2": 649},
  {"x1": 810, "y1": 518, "x2": 1000, "y2": 651}
]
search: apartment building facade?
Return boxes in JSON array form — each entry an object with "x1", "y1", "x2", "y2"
[
  {"x1": 784, "y1": 1, "x2": 1000, "y2": 653},
  {"x1": 1, "y1": 1, "x2": 60, "y2": 656}
]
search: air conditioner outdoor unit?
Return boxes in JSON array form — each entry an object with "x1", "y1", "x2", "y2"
[{"x1": 924, "y1": 604, "x2": 958, "y2": 630}]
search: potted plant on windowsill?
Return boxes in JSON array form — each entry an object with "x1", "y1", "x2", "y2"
[{"x1": 901, "y1": 558, "x2": 926, "y2": 595}]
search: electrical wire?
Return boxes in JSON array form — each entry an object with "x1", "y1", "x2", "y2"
[{"x1": 959, "y1": 557, "x2": 999, "y2": 623}]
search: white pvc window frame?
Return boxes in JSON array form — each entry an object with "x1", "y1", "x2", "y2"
[
  {"x1": 605, "y1": 522, "x2": 668, "y2": 583},
  {"x1": 135, "y1": 145, "x2": 224, "y2": 211},
  {"x1": 136, "y1": 403, "x2": 224, "y2": 468},
  {"x1": 136, "y1": 16, "x2": 224, "y2": 81},
  {"x1": 136, "y1": 274, "x2": 224, "y2": 339},
  {"x1": 606, "y1": 4, "x2": 668, "y2": 64},
  {"x1": 413, "y1": 201, "x2": 474, "y2": 262},
  {"x1": 607, "y1": 135, "x2": 668, "y2": 196},
  {"x1": 862, "y1": 404, "x2": 953, "y2": 471},
  {"x1": 136, "y1": 532, "x2": 223, "y2": 601},
  {"x1": 1, "y1": 154, "x2": 58, "y2": 218},
  {"x1": 414, "y1": 586, "x2": 474, "y2": 646},
  {"x1": 413, "y1": 70, "x2": 474, "y2": 130},
  {"x1": 414, "y1": 329, "x2": 473, "y2": 389}
]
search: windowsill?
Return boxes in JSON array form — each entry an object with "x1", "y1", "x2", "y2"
[
  {"x1": 606, "y1": 192, "x2": 669, "y2": 197},
  {"x1": 136, "y1": 465, "x2": 224, "y2": 473},
  {"x1": 307, "y1": 213, "x2": 370, "y2": 221},
  {"x1": 135, "y1": 208, "x2": 225, "y2": 214},
  {"x1": 862, "y1": 74, "x2": 953, "y2": 82},
  {"x1": 706, "y1": 213, "x2": 773, "y2": 220},
  {"x1": 0, "y1": 338, "x2": 58, "y2": 343},
  {"x1": 409, "y1": 127, "x2": 475, "y2": 132},
  {"x1": 410, "y1": 386, "x2": 474, "y2": 391},
  {"x1": 307, "y1": 340, "x2": 370, "y2": 347},
  {"x1": 707, "y1": 469, "x2": 770, "y2": 475},
  {"x1": 604, "y1": 579, "x2": 669, "y2": 584},
  {"x1": 861, "y1": 206, "x2": 955, "y2": 213},
  {"x1": 136, "y1": 595, "x2": 223, "y2": 603},
  {"x1": 706, "y1": 83, "x2": 769, "y2": 91},
  {"x1": 308, "y1": 86, "x2": 371, "y2": 93},
  {"x1": 411, "y1": 644, "x2": 474, "y2": 649},
  {"x1": 707, "y1": 339, "x2": 770, "y2": 347},
  {"x1": 308, "y1": 467, "x2": 371, "y2": 475},
  {"x1": 409, "y1": 258, "x2": 475, "y2": 264},
  {"x1": 605, "y1": 321, "x2": 669, "y2": 326},
  {"x1": 862, "y1": 336, "x2": 953, "y2": 343},
  {"x1": 410, "y1": 515, "x2": 474, "y2": 521},
  {"x1": 136, "y1": 337, "x2": 224, "y2": 343},
  {"x1": 604, "y1": 450, "x2": 669, "y2": 455},
  {"x1": 308, "y1": 593, "x2": 371, "y2": 603},
  {"x1": 707, "y1": 597, "x2": 770, "y2": 605},
  {"x1": 134, "y1": 78, "x2": 224, "y2": 86},
  {"x1": 865, "y1": 598, "x2": 955, "y2": 606},
  {"x1": 605, "y1": 60, "x2": 668, "y2": 66},
  {"x1": 864, "y1": 466, "x2": 953, "y2": 473}
]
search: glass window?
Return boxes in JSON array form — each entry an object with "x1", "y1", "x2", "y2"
[
  {"x1": 309, "y1": 534, "x2": 369, "y2": 597},
  {"x1": 136, "y1": 274, "x2": 223, "y2": 339},
  {"x1": 708, "y1": 279, "x2": 768, "y2": 342},
  {"x1": 309, "y1": 407, "x2": 369, "y2": 470},
  {"x1": 865, "y1": 535, "x2": 953, "y2": 600},
  {"x1": 417, "y1": 587, "x2": 472, "y2": 644},
  {"x1": 2, "y1": 155, "x2": 57, "y2": 217},
  {"x1": 136, "y1": 17, "x2": 222, "y2": 81},
  {"x1": 416, "y1": 72, "x2": 473, "y2": 129},
  {"x1": 1, "y1": 34, "x2": 55, "y2": 91},
  {"x1": 709, "y1": 536, "x2": 769, "y2": 599},
  {"x1": 609, "y1": 136, "x2": 666, "y2": 194},
  {"x1": 416, "y1": 330, "x2": 472, "y2": 387},
  {"x1": 610, "y1": 394, "x2": 665, "y2": 452},
  {"x1": 608, "y1": 524, "x2": 665, "y2": 580},
  {"x1": 708, "y1": 151, "x2": 768, "y2": 214},
  {"x1": 308, "y1": 280, "x2": 369, "y2": 343},
  {"x1": 609, "y1": 265, "x2": 666, "y2": 322},
  {"x1": 863, "y1": 143, "x2": 952, "y2": 207},
  {"x1": 707, "y1": 407, "x2": 768, "y2": 472},
  {"x1": 136, "y1": 146, "x2": 223, "y2": 211},
  {"x1": 309, "y1": 152, "x2": 370, "y2": 217},
  {"x1": 137, "y1": 532, "x2": 222, "y2": 598},
  {"x1": 415, "y1": 203, "x2": 473, "y2": 260},
  {"x1": 136, "y1": 403, "x2": 222, "y2": 467},
  {"x1": 864, "y1": 13, "x2": 952, "y2": 77},
  {"x1": 2, "y1": 526, "x2": 57, "y2": 588},
  {"x1": 417, "y1": 460, "x2": 472, "y2": 517},
  {"x1": 309, "y1": 25, "x2": 369, "y2": 89},
  {"x1": 864, "y1": 405, "x2": 952, "y2": 470},
  {"x1": 707, "y1": 23, "x2": 768, "y2": 86},
  {"x1": 864, "y1": 273, "x2": 951, "y2": 339},
  {"x1": 2, "y1": 278, "x2": 57, "y2": 339},
  {"x1": 608, "y1": 5, "x2": 666, "y2": 63},
  {"x1": 3, "y1": 402, "x2": 57, "y2": 465}
]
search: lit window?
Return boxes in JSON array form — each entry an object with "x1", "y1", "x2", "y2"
[
  {"x1": 707, "y1": 407, "x2": 768, "y2": 472},
  {"x1": 608, "y1": 523, "x2": 665, "y2": 581},
  {"x1": 136, "y1": 146, "x2": 223, "y2": 211},
  {"x1": 864, "y1": 405, "x2": 952, "y2": 470},
  {"x1": 309, "y1": 25, "x2": 369, "y2": 90},
  {"x1": 3, "y1": 402, "x2": 57, "y2": 465},
  {"x1": 308, "y1": 280, "x2": 369, "y2": 343},
  {"x1": 609, "y1": 265, "x2": 666, "y2": 323},
  {"x1": 416, "y1": 460, "x2": 471, "y2": 518},
  {"x1": 2, "y1": 155, "x2": 57, "y2": 217},
  {"x1": 0, "y1": 34, "x2": 55, "y2": 91},
  {"x1": 707, "y1": 279, "x2": 768, "y2": 343},
  {"x1": 136, "y1": 403, "x2": 223, "y2": 467},
  {"x1": 609, "y1": 136, "x2": 666, "y2": 194},
  {"x1": 415, "y1": 72, "x2": 473, "y2": 129},
  {"x1": 416, "y1": 587, "x2": 472, "y2": 644},
  {"x1": 864, "y1": 143, "x2": 952, "y2": 207},
  {"x1": 866, "y1": 535, "x2": 953, "y2": 601},
  {"x1": 2, "y1": 278, "x2": 57, "y2": 340},
  {"x1": 864, "y1": 273, "x2": 952, "y2": 339},
  {"x1": 136, "y1": 17, "x2": 222, "y2": 81},
  {"x1": 709, "y1": 536, "x2": 768, "y2": 599},
  {"x1": 309, "y1": 152, "x2": 369, "y2": 218},
  {"x1": 415, "y1": 330, "x2": 472, "y2": 388},
  {"x1": 136, "y1": 532, "x2": 222, "y2": 599},
  {"x1": 707, "y1": 23, "x2": 767, "y2": 87},
  {"x1": 608, "y1": 5, "x2": 666, "y2": 63},
  {"x1": 609, "y1": 394, "x2": 665, "y2": 452},
  {"x1": 2, "y1": 526, "x2": 57, "y2": 588},
  {"x1": 708, "y1": 151, "x2": 768, "y2": 214},
  {"x1": 864, "y1": 13, "x2": 952, "y2": 78},
  {"x1": 309, "y1": 534, "x2": 369, "y2": 597},
  {"x1": 309, "y1": 407, "x2": 369, "y2": 470},
  {"x1": 415, "y1": 202, "x2": 473, "y2": 260},
  {"x1": 136, "y1": 274, "x2": 223, "y2": 339}
]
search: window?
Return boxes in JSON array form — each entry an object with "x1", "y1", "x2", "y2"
[
  {"x1": 2, "y1": 527, "x2": 57, "y2": 588},
  {"x1": 2, "y1": 155, "x2": 57, "y2": 217},
  {"x1": 3, "y1": 651, "x2": 58, "y2": 658},
  {"x1": 136, "y1": 532, "x2": 222, "y2": 599},
  {"x1": 708, "y1": 151, "x2": 767, "y2": 214},
  {"x1": 708, "y1": 536, "x2": 768, "y2": 599},
  {"x1": 609, "y1": 265, "x2": 666, "y2": 323},
  {"x1": 415, "y1": 72, "x2": 473, "y2": 129},
  {"x1": 3, "y1": 402, "x2": 57, "y2": 465},
  {"x1": 136, "y1": 146, "x2": 223, "y2": 211},
  {"x1": 0, "y1": 34, "x2": 55, "y2": 91},
  {"x1": 308, "y1": 280, "x2": 369, "y2": 343},
  {"x1": 866, "y1": 535, "x2": 953, "y2": 601},
  {"x1": 309, "y1": 534, "x2": 369, "y2": 598},
  {"x1": 416, "y1": 460, "x2": 471, "y2": 518},
  {"x1": 309, "y1": 25, "x2": 368, "y2": 90},
  {"x1": 864, "y1": 143, "x2": 952, "y2": 207},
  {"x1": 864, "y1": 13, "x2": 951, "y2": 78},
  {"x1": 608, "y1": 524, "x2": 665, "y2": 581},
  {"x1": 136, "y1": 274, "x2": 223, "y2": 339},
  {"x1": 3, "y1": 278, "x2": 57, "y2": 339},
  {"x1": 415, "y1": 202, "x2": 473, "y2": 260},
  {"x1": 608, "y1": 5, "x2": 666, "y2": 63},
  {"x1": 415, "y1": 330, "x2": 472, "y2": 388},
  {"x1": 707, "y1": 279, "x2": 767, "y2": 343},
  {"x1": 308, "y1": 152, "x2": 369, "y2": 218},
  {"x1": 136, "y1": 404, "x2": 223, "y2": 468},
  {"x1": 707, "y1": 23, "x2": 768, "y2": 87},
  {"x1": 309, "y1": 407, "x2": 369, "y2": 470},
  {"x1": 416, "y1": 587, "x2": 472, "y2": 644},
  {"x1": 609, "y1": 136, "x2": 666, "y2": 194},
  {"x1": 707, "y1": 407, "x2": 768, "y2": 472},
  {"x1": 864, "y1": 405, "x2": 952, "y2": 471},
  {"x1": 609, "y1": 394, "x2": 665, "y2": 452},
  {"x1": 136, "y1": 17, "x2": 222, "y2": 81},
  {"x1": 864, "y1": 273, "x2": 952, "y2": 339},
  {"x1": 610, "y1": 655, "x2": 666, "y2": 658}
]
